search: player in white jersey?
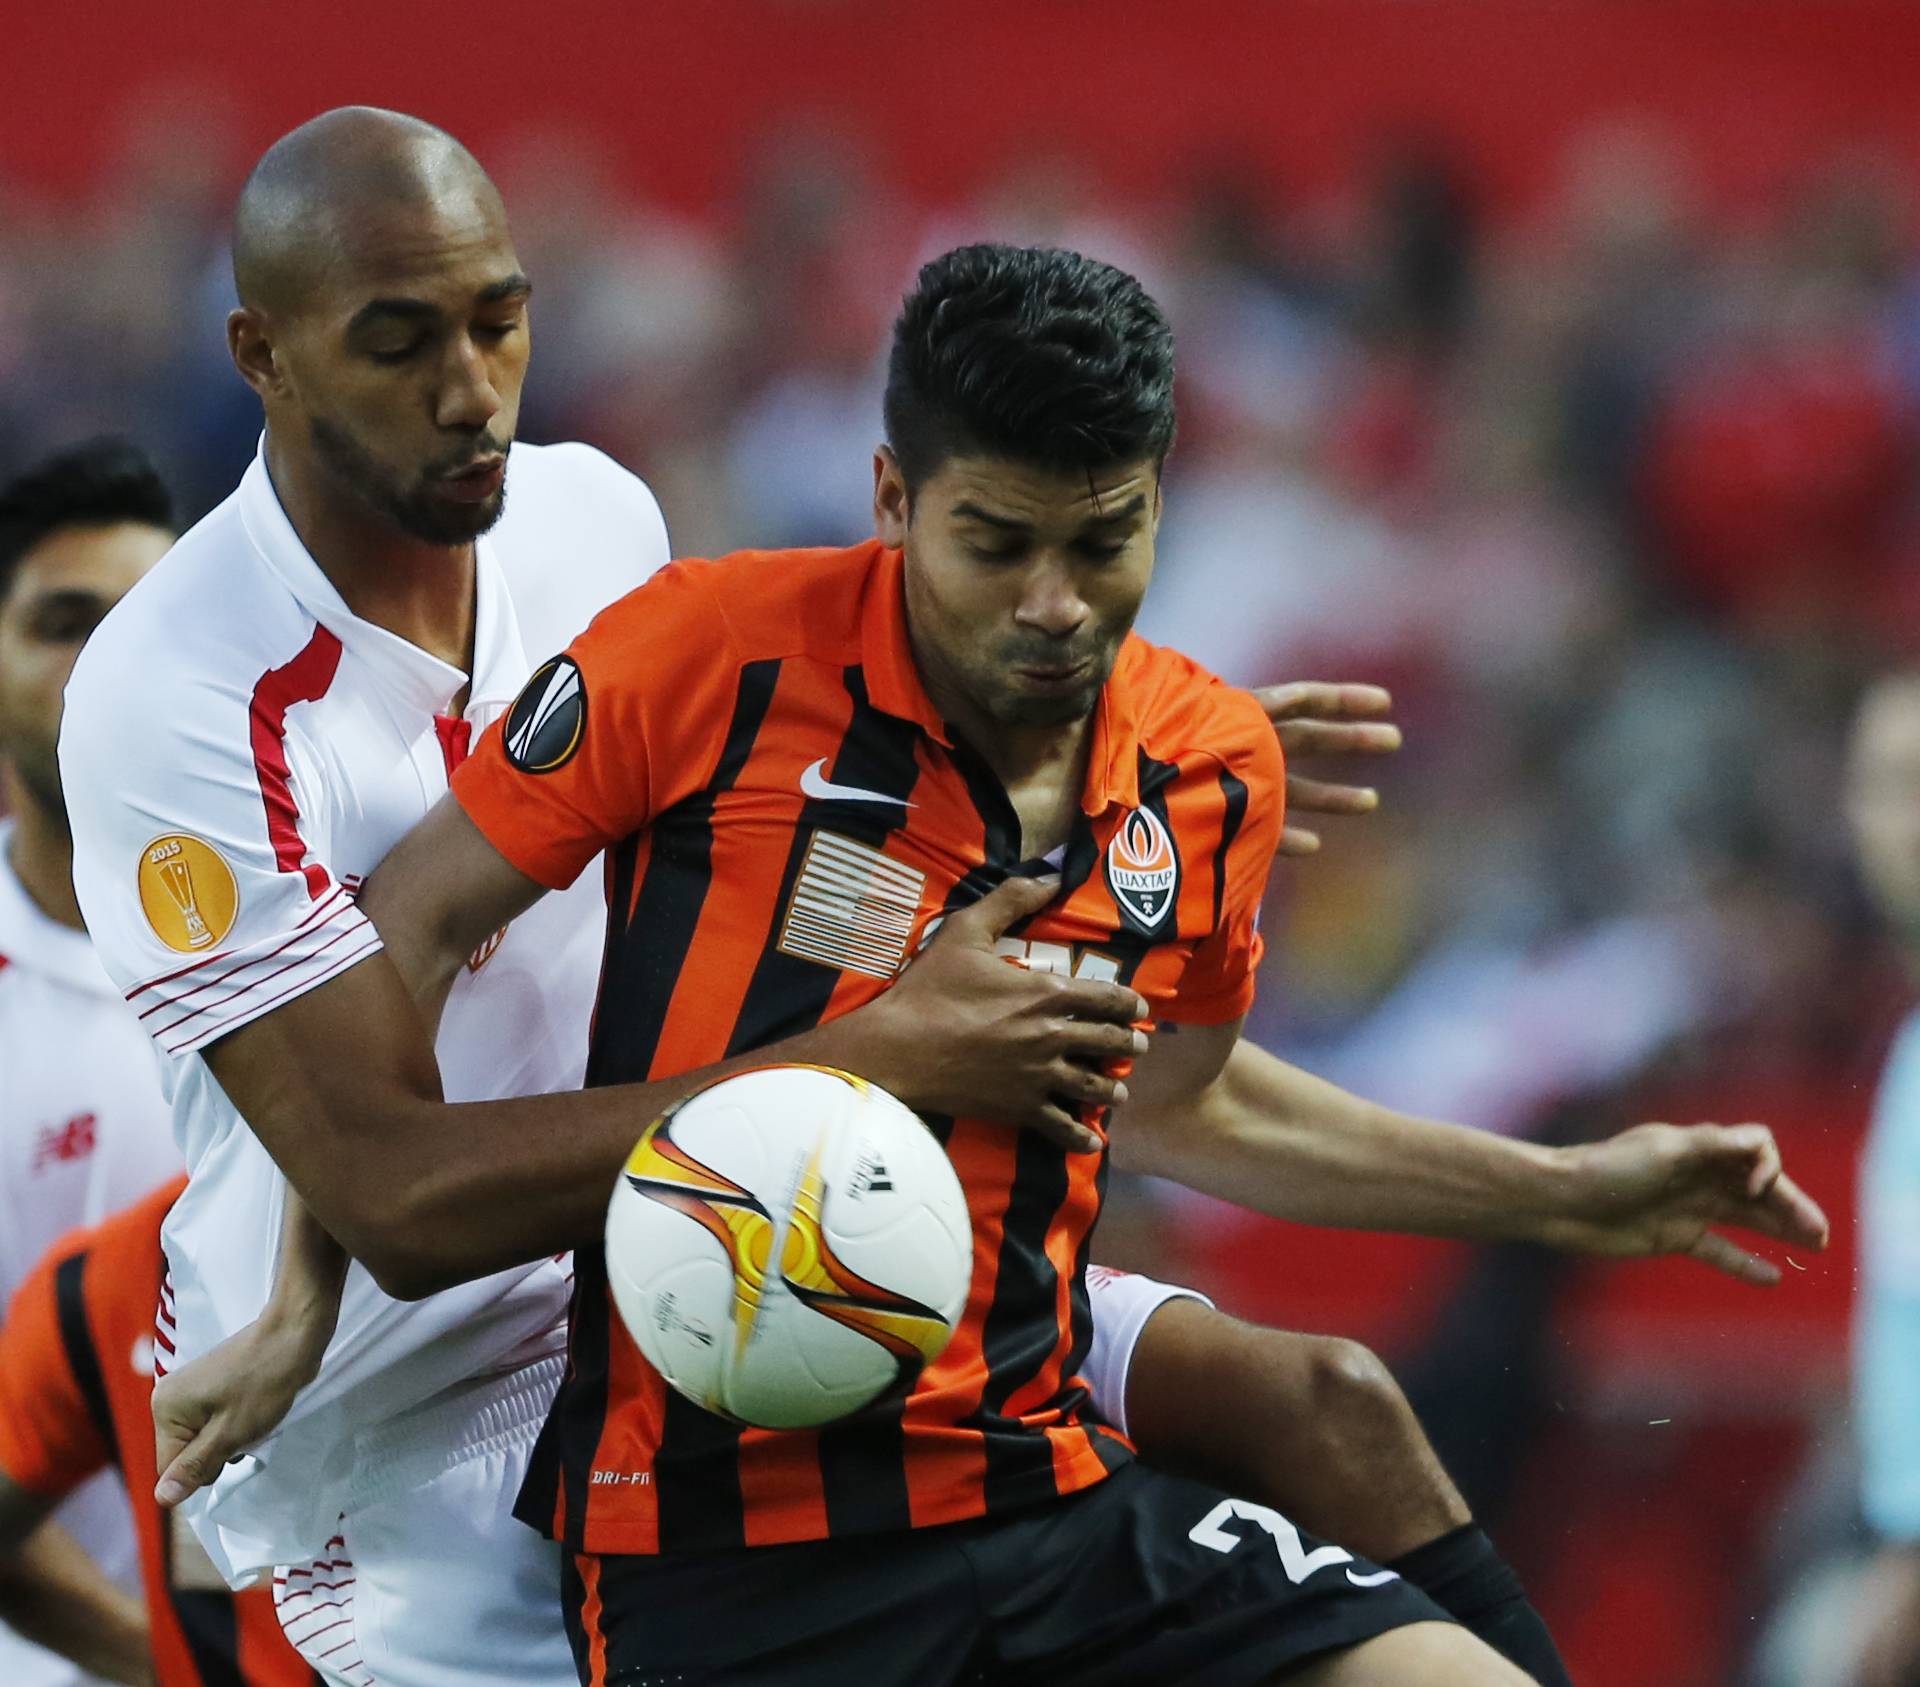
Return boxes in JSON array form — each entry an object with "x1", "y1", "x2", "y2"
[
  {"x1": 0, "y1": 440, "x2": 181, "y2": 1687},
  {"x1": 61, "y1": 110, "x2": 1828, "y2": 1687}
]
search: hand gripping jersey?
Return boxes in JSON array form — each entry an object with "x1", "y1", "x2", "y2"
[
  {"x1": 0, "y1": 1178, "x2": 318, "y2": 1686},
  {"x1": 0, "y1": 820, "x2": 180, "y2": 1687},
  {"x1": 452, "y1": 539, "x2": 1284, "y2": 1555},
  {"x1": 57, "y1": 440, "x2": 670, "y2": 1578}
]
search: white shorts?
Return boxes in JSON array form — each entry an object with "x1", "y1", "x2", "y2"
[
  {"x1": 1083, "y1": 1265, "x2": 1213, "y2": 1439},
  {"x1": 272, "y1": 1272, "x2": 1206, "y2": 1685},
  {"x1": 274, "y1": 1355, "x2": 574, "y2": 1687}
]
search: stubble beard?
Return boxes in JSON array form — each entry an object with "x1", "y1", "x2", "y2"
[
  {"x1": 309, "y1": 415, "x2": 508, "y2": 546},
  {"x1": 0, "y1": 738, "x2": 68, "y2": 837}
]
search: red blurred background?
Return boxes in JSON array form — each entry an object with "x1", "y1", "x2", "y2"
[{"x1": 7, "y1": 5, "x2": 1915, "y2": 1683}]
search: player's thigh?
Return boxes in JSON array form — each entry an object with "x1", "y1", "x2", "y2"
[
  {"x1": 1122, "y1": 1294, "x2": 1328, "y2": 1464},
  {"x1": 1282, "y1": 1620, "x2": 1537, "y2": 1686},
  {"x1": 1082, "y1": 1264, "x2": 1211, "y2": 1437},
  {"x1": 1124, "y1": 1298, "x2": 1425, "y2": 1481},
  {"x1": 978, "y1": 1463, "x2": 1454, "y2": 1687},
  {"x1": 575, "y1": 1529, "x2": 982, "y2": 1687}
]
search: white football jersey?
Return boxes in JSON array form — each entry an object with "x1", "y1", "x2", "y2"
[
  {"x1": 57, "y1": 439, "x2": 670, "y2": 1576},
  {"x1": 0, "y1": 823, "x2": 176, "y2": 1685}
]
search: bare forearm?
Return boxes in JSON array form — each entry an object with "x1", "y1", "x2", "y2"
[
  {"x1": 267, "y1": 1189, "x2": 350, "y2": 1333},
  {"x1": 1116, "y1": 1040, "x2": 1578, "y2": 1243},
  {"x1": 0, "y1": 1524, "x2": 152, "y2": 1685},
  {"x1": 308, "y1": 1010, "x2": 917, "y2": 1299}
]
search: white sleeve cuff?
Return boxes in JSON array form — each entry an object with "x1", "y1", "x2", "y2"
[{"x1": 124, "y1": 885, "x2": 383, "y2": 1055}]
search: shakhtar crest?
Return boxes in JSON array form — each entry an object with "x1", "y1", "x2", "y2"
[{"x1": 1105, "y1": 804, "x2": 1180, "y2": 936}]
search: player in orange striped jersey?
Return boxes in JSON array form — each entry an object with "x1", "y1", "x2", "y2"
[
  {"x1": 0, "y1": 1179, "x2": 317, "y2": 1686},
  {"x1": 370, "y1": 245, "x2": 1530, "y2": 1685}
]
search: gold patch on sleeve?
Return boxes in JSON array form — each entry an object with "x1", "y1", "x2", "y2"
[{"x1": 137, "y1": 834, "x2": 240, "y2": 953}]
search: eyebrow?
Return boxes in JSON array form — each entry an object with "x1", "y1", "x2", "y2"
[
  {"x1": 26, "y1": 586, "x2": 109, "y2": 616},
  {"x1": 346, "y1": 274, "x2": 532, "y2": 334},
  {"x1": 951, "y1": 493, "x2": 1149, "y2": 530}
]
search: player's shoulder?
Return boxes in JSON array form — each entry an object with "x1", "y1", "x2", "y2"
[
  {"x1": 498, "y1": 440, "x2": 665, "y2": 533},
  {"x1": 495, "y1": 439, "x2": 669, "y2": 570},
  {"x1": 4, "y1": 1174, "x2": 178, "y2": 1335},
  {"x1": 490, "y1": 441, "x2": 672, "y2": 651},
  {"x1": 586, "y1": 539, "x2": 879, "y2": 667},
  {"x1": 1123, "y1": 634, "x2": 1281, "y2": 786},
  {"x1": 78, "y1": 1174, "x2": 182, "y2": 1294}
]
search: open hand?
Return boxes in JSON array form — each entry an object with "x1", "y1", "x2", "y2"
[
  {"x1": 1549, "y1": 1121, "x2": 1830, "y2": 1284},
  {"x1": 849, "y1": 876, "x2": 1149, "y2": 1153},
  {"x1": 1249, "y1": 682, "x2": 1403, "y2": 857}
]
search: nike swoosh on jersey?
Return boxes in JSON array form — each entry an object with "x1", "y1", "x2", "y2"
[
  {"x1": 799, "y1": 758, "x2": 915, "y2": 807},
  {"x1": 1346, "y1": 1567, "x2": 1402, "y2": 1588}
]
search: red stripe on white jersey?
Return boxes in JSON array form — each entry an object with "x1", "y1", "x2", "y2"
[{"x1": 250, "y1": 624, "x2": 343, "y2": 902}]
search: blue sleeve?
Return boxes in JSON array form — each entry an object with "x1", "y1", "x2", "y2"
[{"x1": 1858, "y1": 1018, "x2": 1920, "y2": 1540}]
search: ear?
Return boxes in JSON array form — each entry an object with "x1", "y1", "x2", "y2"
[
  {"x1": 873, "y1": 446, "x2": 910, "y2": 547},
  {"x1": 227, "y1": 307, "x2": 285, "y2": 402},
  {"x1": 1151, "y1": 474, "x2": 1165, "y2": 533}
]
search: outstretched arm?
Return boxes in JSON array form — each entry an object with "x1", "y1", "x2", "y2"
[{"x1": 1114, "y1": 1039, "x2": 1828, "y2": 1284}]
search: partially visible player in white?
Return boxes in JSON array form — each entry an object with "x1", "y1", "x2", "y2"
[
  {"x1": 59, "y1": 272, "x2": 669, "y2": 1687},
  {"x1": 0, "y1": 439, "x2": 181, "y2": 1687}
]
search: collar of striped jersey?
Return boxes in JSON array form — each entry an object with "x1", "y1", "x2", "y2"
[
  {"x1": 859, "y1": 543, "x2": 1143, "y2": 818},
  {"x1": 0, "y1": 819, "x2": 119, "y2": 997},
  {"x1": 236, "y1": 439, "x2": 529, "y2": 722}
]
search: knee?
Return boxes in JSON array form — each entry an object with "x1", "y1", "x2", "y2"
[{"x1": 1293, "y1": 1335, "x2": 1411, "y2": 1432}]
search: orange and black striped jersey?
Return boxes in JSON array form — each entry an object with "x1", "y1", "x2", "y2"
[
  {"x1": 454, "y1": 539, "x2": 1283, "y2": 1555},
  {"x1": 0, "y1": 1177, "x2": 318, "y2": 1686}
]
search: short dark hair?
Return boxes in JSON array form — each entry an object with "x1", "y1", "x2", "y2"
[
  {"x1": 883, "y1": 244, "x2": 1177, "y2": 493},
  {"x1": 0, "y1": 438, "x2": 175, "y2": 608}
]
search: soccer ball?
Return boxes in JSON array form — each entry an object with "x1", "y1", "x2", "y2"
[{"x1": 605, "y1": 1064, "x2": 972, "y2": 1429}]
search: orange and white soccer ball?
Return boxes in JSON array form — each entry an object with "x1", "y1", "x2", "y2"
[{"x1": 605, "y1": 1065, "x2": 972, "y2": 1429}]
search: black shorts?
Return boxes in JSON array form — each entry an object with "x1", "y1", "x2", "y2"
[{"x1": 561, "y1": 1462, "x2": 1451, "y2": 1686}]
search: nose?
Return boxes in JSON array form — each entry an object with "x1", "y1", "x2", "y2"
[
  {"x1": 435, "y1": 333, "x2": 502, "y2": 432},
  {"x1": 1013, "y1": 557, "x2": 1088, "y2": 641}
]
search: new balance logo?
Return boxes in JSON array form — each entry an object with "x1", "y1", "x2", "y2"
[
  {"x1": 799, "y1": 758, "x2": 914, "y2": 808},
  {"x1": 32, "y1": 1112, "x2": 98, "y2": 1172}
]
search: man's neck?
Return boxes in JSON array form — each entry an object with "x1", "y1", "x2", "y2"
[
  {"x1": 910, "y1": 633, "x2": 1096, "y2": 863},
  {"x1": 1, "y1": 767, "x2": 83, "y2": 930},
  {"x1": 265, "y1": 433, "x2": 478, "y2": 679}
]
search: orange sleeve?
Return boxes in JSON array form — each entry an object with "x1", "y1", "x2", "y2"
[
  {"x1": 0, "y1": 1244, "x2": 111, "y2": 1497},
  {"x1": 1165, "y1": 696, "x2": 1285, "y2": 1026},
  {"x1": 454, "y1": 560, "x2": 747, "y2": 890}
]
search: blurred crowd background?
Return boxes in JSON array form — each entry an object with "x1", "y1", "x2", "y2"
[{"x1": 7, "y1": 3, "x2": 1920, "y2": 1682}]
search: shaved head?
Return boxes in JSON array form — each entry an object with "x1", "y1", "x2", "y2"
[
  {"x1": 226, "y1": 107, "x2": 530, "y2": 548},
  {"x1": 233, "y1": 107, "x2": 502, "y2": 316}
]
